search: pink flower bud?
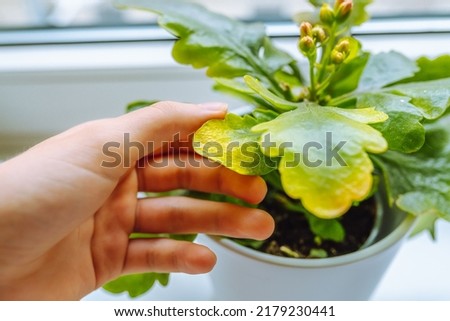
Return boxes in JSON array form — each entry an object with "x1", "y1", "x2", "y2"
[
  {"x1": 300, "y1": 22, "x2": 313, "y2": 37},
  {"x1": 336, "y1": 1, "x2": 353, "y2": 23}
]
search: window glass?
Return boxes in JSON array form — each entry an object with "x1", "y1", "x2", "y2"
[{"x1": 1, "y1": 0, "x2": 449, "y2": 29}]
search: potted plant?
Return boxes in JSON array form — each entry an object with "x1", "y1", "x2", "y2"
[{"x1": 105, "y1": 0, "x2": 450, "y2": 299}]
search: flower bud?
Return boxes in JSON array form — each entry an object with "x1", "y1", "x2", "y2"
[
  {"x1": 336, "y1": 0, "x2": 353, "y2": 23},
  {"x1": 299, "y1": 36, "x2": 316, "y2": 56},
  {"x1": 312, "y1": 26, "x2": 327, "y2": 43},
  {"x1": 335, "y1": 39, "x2": 350, "y2": 54},
  {"x1": 334, "y1": 0, "x2": 346, "y2": 10},
  {"x1": 331, "y1": 49, "x2": 345, "y2": 64},
  {"x1": 300, "y1": 22, "x2": 313, "y2": 37},
  {"x1": 319, "y1": 4, "x2": 335, "y2": 25}
]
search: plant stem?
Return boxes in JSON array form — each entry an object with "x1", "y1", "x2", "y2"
[
  {"x1": 317, "y1": 23, "x2": 337, "y2": 84},
  {"x1": 309, "y1": 56, "x2": 317, "y2": 101},
  {"x1": 249, "y1": 59, "x2": 290, "y2": 100},
  {"x1": 237, "y1": 44, "x2": 290, "y2": 100},
  {"x1": 328, "y1": 91, "x2": 355, "y2": 106},
  {"x1": 290, "y1": 61, "x2": 305, "y2": 85},
  {"x1": 315, "y1": 72, "x2": 334, "y2": 96},
  {"x1": 265, "y1": 72, "x2": 289, "y2": 99},
  {"x1": 272, "y1": 192, "x2": 309, "y2": 215}
]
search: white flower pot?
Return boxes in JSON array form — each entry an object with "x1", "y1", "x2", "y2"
[{"x1": 202, "y1": 196, "x2": 415, "y2": 300}]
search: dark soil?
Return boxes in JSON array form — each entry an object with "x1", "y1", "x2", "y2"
[{"x1": 257, "y1": 193, "x2": 377, "y2": 258}]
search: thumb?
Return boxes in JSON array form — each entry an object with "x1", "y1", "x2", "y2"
[{"x1": 101, "y1": 101, "x2": 227, "y2": 172}]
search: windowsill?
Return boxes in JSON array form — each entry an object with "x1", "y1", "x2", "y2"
[
  {"x1": 1, "y1": 21, "x2": 450, "y2": 73},
  {"x1": 1, "y1": 16, "x2": 450, "y2": 46},
  {"x1": 1, "y1": 30, "x2": 449, "y2": 149}
]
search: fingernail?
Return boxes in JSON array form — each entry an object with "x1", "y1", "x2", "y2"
[{"x1": 198, "y1": 102, "x2": 228, "y2": 113}]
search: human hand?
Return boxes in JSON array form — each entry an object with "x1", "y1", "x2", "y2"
[{"x1": 0, "y1": 101, "x2": 274, "y2": 300}]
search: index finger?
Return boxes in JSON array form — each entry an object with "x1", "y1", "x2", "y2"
[{"x1": 111, "y1": 101, "x2": 227, "y2": 164}]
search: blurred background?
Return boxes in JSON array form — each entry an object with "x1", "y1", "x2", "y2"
[
  {"x1": 1, "y1": 0, "x2": 450, "y2": 28},
  {"x1": 1, "y1": 1, "x2": 450, "y2": 300},
  {"x1": 0, "y1": 0, "x2": 449, "y2": 159}
]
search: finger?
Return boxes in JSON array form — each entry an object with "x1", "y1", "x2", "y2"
[
  {"x1": 137, "y1": 153, "x2": 267, "y2": 204},
  {"x1": 122, "y1": 239, "x2": 216, "y2": 275},
  {"x1": 135, "y1": 196, "x2": 275, "y2": 240},
  {"x1": 109, "y1": 101, "x2": 228, "y2": 165}
]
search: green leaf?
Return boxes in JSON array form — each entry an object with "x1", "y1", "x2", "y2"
[
  {"x1": 193, "y1": 113, "x2": 277, "y2": 175},
  {"x1": 126, "y1": 100, "x2": 158, "y2": 113},
  {"x1": 244, "y1": 75, "x2": 298, "y2": 112},
  {"x1": 332, "y1": 59, "x2": 450, "y2": 120},
  {"x1": 349, "y1": 78, "x2": 450, "y2": 153},
  {"x1": 213, "y1": 78, "x2": 274, "y2": 110},
  {"x1": 374, "y1": 151, "x2": 450, "y2": 206},
  {"x1": 327, "y1": 53, "x2": 370, "y2": 98},
  {"x1": 130, "y1": 232, "x2": 197, "y2": 242},
  {"x1": 252, "y1": 103, "x2": 388, "y2": 218},
  {"x1": 357, "y1": 51, "x2": 419, "y2": 92},
  {"x1": 386, "y1": 78, "x2": 450, "y2": 119},
  {"x1": 273, "y1": 68, "x2": 303, "y2": 92},
  {"x1": 357, "y1": 93, "x2": 425, "y2": 153},
  {"x1": 309, "y1": 248, "x2": 328, "y2": 258},
  {"x1": 341, "y1": 37, "x2": 362, "y2": 64},
  {"x1": 115, "y1": 0, "x2": 294, "y2": 84},
  {"x1": 214, "y1": 78, "x2": 254, "y2": 95},
  {"x1": 373, "y1": 114, "x2": 450, "y2": 235},
  {"x1": 103, "y1": 232, "x2": 194, "y2": 297},
  {"x1": 396, "y1": 55, "x2": 450, "y2": 84},
  {"x1": 343, "y1": 75, "x2": 450, "y2": 154},
  {"x1": 103, "y1": 273, "x2": 169, "y2": 298},
  {"x1": 251, "y1": 108, "x2": 279, "y2": 123},
  {"x1": 262, "y1": 37, "x2": 295, "y2": 75},
  {"x1": 170, "y1": 234, "x2": 196, "y2": 242},
  {"x1": 347, "y1": 0, "x2": 373, "y2": 27},
  {"x1": 305, "y1": 213, "x2": 345, "y2": 242},
  {"x1": 397, "y1": 191, "x2": 449, "y2": 239}
]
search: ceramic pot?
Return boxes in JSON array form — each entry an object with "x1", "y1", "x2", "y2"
[{"x1": 202, "y1": 193, "x2": 414, "y2": 300}]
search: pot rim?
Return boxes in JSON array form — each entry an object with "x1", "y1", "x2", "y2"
[{"x1": 206, "y1": 215, "x2": 415, "y2": 268}]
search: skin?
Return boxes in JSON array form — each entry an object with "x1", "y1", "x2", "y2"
[{"x1": 0, "y1": 101, "x2": 274, "y2": 300}]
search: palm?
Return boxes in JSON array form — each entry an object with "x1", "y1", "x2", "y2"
[
  {"x1": 89, "y1": 168, "x2": 139, "y2": 290},
  {"x1": 5, "y1": 170, "x2": 138, "y2": 300}
]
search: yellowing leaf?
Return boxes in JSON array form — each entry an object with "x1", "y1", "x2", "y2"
[
  {"x1": 252, "y1": 104, "x2": 387, "y2": 218},
  {"x1": 193, "y1": 114, "x2": 277, "y2": 175}
]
